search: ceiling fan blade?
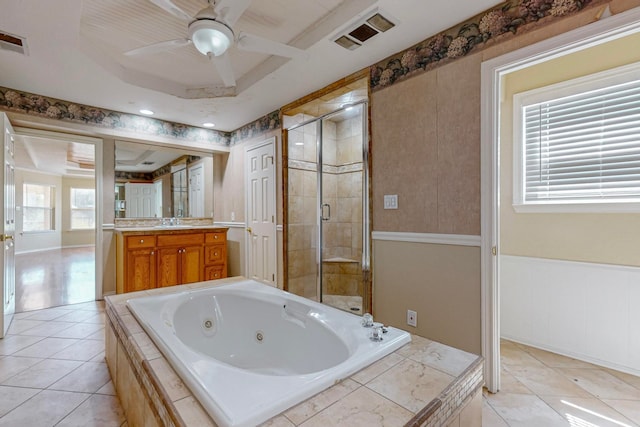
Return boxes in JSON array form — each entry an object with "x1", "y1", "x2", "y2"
[
  {"x1": 237, "y1": 32, "x2": 307, "y2": 59},
  {"x1": 214, "y1": 0, "x2": 252, "y2": 27},
  {"x1": 124, "y1": 39, "x2": 192, "y2": 56},
  {"x1": 149, "y1": 0, "x2": 193, "y2": 22},
  {"x1": 212, "y1": 52, "x2": 236, "y2": 87}
]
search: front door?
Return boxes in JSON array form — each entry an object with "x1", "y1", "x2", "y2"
[
  {"x1": 246, "y1": 138, "x2": 277, "y2": 285},
  {"x1": 1, "y1": 113, "x2": 16, "y2": 338}
]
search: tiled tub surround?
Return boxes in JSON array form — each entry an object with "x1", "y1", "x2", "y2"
[{"x1": 105, "y1": 278, "x2": 483, "y2": 427}]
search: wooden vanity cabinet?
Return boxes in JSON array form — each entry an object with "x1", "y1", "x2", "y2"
[
  {"x1": 123, "y1": 235, "x2": 156, "y2": 292},
  {"x1": 204, "y1": 231, "x2": 227, "y2": 280},
  {"x1": 156, "y1": 233, "x2": 204, "y2": 287},
  {"x1": 116, "y1": 228, "x2": 228, "y2": 294}
]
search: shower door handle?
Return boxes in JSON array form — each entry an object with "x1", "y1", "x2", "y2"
[{"x1": 321, "y1": 203, "x2": 331, "y2": 221}]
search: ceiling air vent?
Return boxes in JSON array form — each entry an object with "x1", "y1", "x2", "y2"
[
  {"x1": 0, "y1": 31, "x2": 28, "y2": 55},
  {"x1": 333, "y1": 10, "x2": 397, "y2": 50}
]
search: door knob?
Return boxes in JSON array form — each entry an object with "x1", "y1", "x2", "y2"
[{"x1": 246, "y1": 227, "x2": 252, "y2": 233}]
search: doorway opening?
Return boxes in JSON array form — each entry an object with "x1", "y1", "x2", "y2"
[
  {"x1": 481, "y1": 7, "x2": 640, "y2": 393},
  {"x1": 12, "y1": 129, "x2": 99, "y2": 312}
]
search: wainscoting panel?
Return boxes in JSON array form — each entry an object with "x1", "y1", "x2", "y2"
[{"x1": 501, "y1": 255, "x2": 640, "y2": 375}]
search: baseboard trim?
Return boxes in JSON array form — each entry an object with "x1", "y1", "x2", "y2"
[{"x1": 502, "y1": 335, "x2": 640, "y2": 378}]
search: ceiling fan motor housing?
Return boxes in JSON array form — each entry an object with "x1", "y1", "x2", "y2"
[{"x1": 188, "y1": 19, "x2": 234, "y2": 56}]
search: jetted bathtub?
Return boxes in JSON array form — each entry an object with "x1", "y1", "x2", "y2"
[{"x1": 127, "y1": 279, "x2": 411, "y2": 427}]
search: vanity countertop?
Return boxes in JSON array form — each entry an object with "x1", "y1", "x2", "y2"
[
  {"x1": 114, "y1": 225, "x2": 229, "y2": 233},
  {"x1": 105, "y1": 278, "x2": 484, "y2": 427}
]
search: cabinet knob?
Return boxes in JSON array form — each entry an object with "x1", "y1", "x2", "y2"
[
  {"x1": 140, "y1": 239, "x2": 144, "y2": 243},
  {"x1": 214, "y1": 235, "x2": 218, "y2": 239},
  {"x1": 214, "y1": 251, "x2": 219, "y2": 256}
]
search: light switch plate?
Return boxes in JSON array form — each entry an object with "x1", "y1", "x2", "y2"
[{"x1": 384, "y1": 194, "x2": 398, "y2": 209}]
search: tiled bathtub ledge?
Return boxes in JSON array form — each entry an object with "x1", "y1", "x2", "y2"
[{"x1": 105, "y1": 278, "x2": 484, "y2": 427}]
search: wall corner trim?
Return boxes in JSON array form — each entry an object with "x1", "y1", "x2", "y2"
[{"x1": 372, "y1": 231, "x2": 481, "y2": 247}]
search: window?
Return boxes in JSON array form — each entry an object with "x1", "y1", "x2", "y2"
[
  {"x1": 23, "y1": 183, "x2": 55, "y2": 232},
  {"x1": 513, "y1": 63, "x2": 640, "y2": 212},
  {"x1": 70, "y1": 188, "x2": 95, "y2": 230}
]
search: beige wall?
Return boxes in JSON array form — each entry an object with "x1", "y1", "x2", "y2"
[
  {"x1": 370, "y1": 53, "x2": 482, "y2": 354},
  {"x1": 373, "y1": 240, "x2": 481, "y2": 354},
  {"x1": 500, "y1": 32, "x2": 640, "y2": 266},
  {"x1": 369, "y1": 0, "x2": 640, "y2": 355},
  {"x1": 371, "y1": 53, "x2": 481, "y2": 235},
  {"x1": 61, "y1": 176, "x2": 96, "y2": 248}
]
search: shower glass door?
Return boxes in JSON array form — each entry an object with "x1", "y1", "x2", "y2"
[
  {"x1": 286, "y1": 102, "x2": 368, "y2": 314},
  {"x1": 319, "y1": 104, "x2": 366, "y2": 313}
]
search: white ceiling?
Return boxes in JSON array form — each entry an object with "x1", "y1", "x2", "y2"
[{"x1": 0, "y1": 0, "x2": 499, "y2": 132}]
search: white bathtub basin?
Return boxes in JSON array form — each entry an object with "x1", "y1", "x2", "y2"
[{"x1": 127, "y1": 279, "x2": 411, "y2": 427}]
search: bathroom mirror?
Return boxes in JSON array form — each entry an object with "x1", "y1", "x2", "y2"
[{"x1": 115, "y1": 140, "x2": 214, "y2": 219}]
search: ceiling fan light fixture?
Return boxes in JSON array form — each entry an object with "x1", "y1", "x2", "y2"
[{"x1": 189, "y1": 20, "x2": 233, "y2": 57}]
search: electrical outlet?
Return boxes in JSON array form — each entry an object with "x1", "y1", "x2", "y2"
[{"x1": 407, "y1": 309, "x2": 417, "y2": 327}]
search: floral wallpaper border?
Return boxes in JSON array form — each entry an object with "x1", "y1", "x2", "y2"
[
  {"x1": 229, "y1": 110, "x2": 280, "y2": 145},
  {"x1": 0, "y1": 86, "x2": 281, "y2": 148},
  {"x1": 371, "y1": 0, "x2": 607, "y2": 91},
  {"x1": 0, "y1": 86, "x2": 229, "y2": 146}
]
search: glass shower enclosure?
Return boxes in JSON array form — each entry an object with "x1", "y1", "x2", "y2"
[{"x1": 285, "y1": 102, "x2": 369, "y2": 313}]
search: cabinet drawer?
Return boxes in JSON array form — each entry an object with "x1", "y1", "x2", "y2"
[
  {"x1": 126, "y1": 235, "x2": 156, "y2": 249},
  {"x1": 157, "y1": 233, "x2": 204, "y2": 247},
  {"x1": 205, "y1": 232, "x2": 226, "y2": 244},
  {"x1": 204, "y1": 244, "x2": 226, "y2": 265},
  {"x1": 205, "y1": 265, "x2": 225, "y2": 280}
]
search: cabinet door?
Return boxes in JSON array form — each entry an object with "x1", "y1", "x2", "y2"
[
  {"x1": 181, "y1": 245, "x2": 203, "y2": 284},
  {"x1": 126, "y1": 248, "x2": 156, "y2": 292},
  {"x1": 157, "y1": 247, "x2": 180, "y2": 288}
]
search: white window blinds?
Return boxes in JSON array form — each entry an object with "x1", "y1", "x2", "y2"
[{"x1": 522, "y1": 77, "x2": 640, "y2": 204}]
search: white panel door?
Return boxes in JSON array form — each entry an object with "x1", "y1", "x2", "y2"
[
  {"x1": 246, "y1": 139, "x2": 276, "y2": 285},
  {"x1": 125, "y1": 183, "x2": 155, "y2": 218},
  {"x1": 1, "y1": 113, "x2": 16, "y2": 338},
  {"x1": 188, "y1": 165, "x2": 204, "y2": 217}
]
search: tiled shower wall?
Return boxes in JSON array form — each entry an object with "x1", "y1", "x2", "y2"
[{"x1": 323, "y1": 117, "x2": 363, "y2": 297}]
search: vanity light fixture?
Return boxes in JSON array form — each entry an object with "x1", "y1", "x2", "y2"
[
  {"x1": 202, "y1": 122, "x2": 216, "y2": 128},
  {"x1": 139, "y1": 109, "x2": 154, "y2": 115}
]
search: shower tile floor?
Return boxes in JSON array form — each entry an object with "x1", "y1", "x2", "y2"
[{"x1": 323, "y1": 294, "x2": 363, "y2": 314}]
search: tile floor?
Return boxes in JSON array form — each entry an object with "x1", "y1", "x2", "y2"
[
  {"x1": 483, "y1": 339, "x2": 640, "y2": 427},
  {"x1": 0, "y1": 301, "x2": 125, "y2": 427},
  {"x1": 2, "y1": 299, "x2": 639, "y2": 427}
]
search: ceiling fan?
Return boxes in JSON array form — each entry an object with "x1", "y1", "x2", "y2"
[{"x1": 124, "y1": 0, "x2": 306, "y2": 87}]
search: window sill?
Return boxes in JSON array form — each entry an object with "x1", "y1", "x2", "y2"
[{"x1": 512, "y1": 202, "x2": 640, "y2": 213}]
